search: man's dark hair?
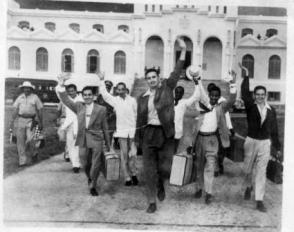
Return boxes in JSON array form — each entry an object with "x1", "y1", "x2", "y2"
[
  {"x1": 65, "y1": 84, "x2": 77, "y2": 91},
  {"x1": 117, "y1": 82, "x2": 127, "y2": 89},
  {"x1": 105, "y1": 80, "x2": 113, "y2": 87},
  {"x1": 254, "y1": 85, "x2": 267, "y2": 94},
  {"x1": 175, "y1": 86, "x2": 185, "y2": 94},
  {"x1": 209, "y1": 85, "x2": 221, "y2": 95},
  {"x1": 145, "y1": 68, "x2": 159, "y2": 77},
  {"x1": 82, "y1": 86, "x2": 94, "y2": 95},
  {"x1": 207, "y1": 83, "x2": 216, "y2": 92}
]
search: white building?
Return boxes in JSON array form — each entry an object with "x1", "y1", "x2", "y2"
[{"x1": 6, "y1": 1, "x2": 287, "y2": 105}]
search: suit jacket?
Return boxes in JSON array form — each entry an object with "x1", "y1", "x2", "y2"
[
  {"x1": 135, "y1": 60, "x2": 184, "y2": 146},
  {"x1": 58, "y1": 91, "x2": 110, "y2": 149},
  {"x1": 196, "y1": 83, "x2": 237, "y2": 148}
]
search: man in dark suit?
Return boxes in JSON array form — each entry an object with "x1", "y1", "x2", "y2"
[
  {"x1": 135, "y1": 37, "x2": 186, "y2": 213},
  {"x1": 56, "y1": 78, "x2": 110, "y2": 197}
]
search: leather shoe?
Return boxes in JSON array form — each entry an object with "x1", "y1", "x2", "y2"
[
  {"x1": 132, "y1": 176, "x2": 139, "y2": 186},
  {"x1": 88, "y1": 178, "x2": 92, "y2": 185},
  {"x1": 73, "y1": 167, "x2": 80, "y2": 173},
  {"x1": 244, "y1": 187, "x2": 252, "y2": 200},
  {"x1": 90, "y1": 188, "x2": 99, "y2": 196},
  {"x1": 256, "y1": 201, "x2": 267, "y2": 212},
  {"x1": 146, "y1": 203, "x2": 157, "y2": 213},
  {"x1": 205, "y1": 193, "x2": 212, "y2": 204},
  {"x1": 65, "y1": 158, "x2": 70, "y2": 162},
  {"x1": 195, "y1": 189, "x2": 202, "y2": 199},
  {"x1": 125, "y1": 180, "x2": 132, "y2": 186}
]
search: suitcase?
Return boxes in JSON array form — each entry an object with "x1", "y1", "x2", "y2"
[
  {"x1": 267, "y1": 158, "x2": 283, "y2": 184},
  {"x1": 226, "y1": 134, "x2": 245, "y2": 162},
  {"x1": 170, "y1": 151, "x2": 193, "y2": 186},
  {"x1": 102, "y1": 151, "x2": 120, "y2": 181}
]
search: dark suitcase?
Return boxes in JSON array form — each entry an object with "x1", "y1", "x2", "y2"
[
  {"x1": 226, "y1": 134, "x2": 245, "y2": 162},
  {"x1": 267, "y1": 158, "x2": 283, "y2": 184}
]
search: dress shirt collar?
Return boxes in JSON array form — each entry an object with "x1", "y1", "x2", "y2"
[
  {"x1": 143, "y1": 89, "x2": 156, "y2": 97},
  {"x1": 254, "y1": 102, "x2": 271, "y2": 110}
]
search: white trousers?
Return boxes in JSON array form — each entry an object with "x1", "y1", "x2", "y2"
[
  {"x1": 66, "y1": 125, "x2": 80, "y2": 168},
  {"x1": 243, "y1": 137, "x2": 271, "y2": 201}
]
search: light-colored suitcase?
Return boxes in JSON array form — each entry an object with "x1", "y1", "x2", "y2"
[
  {"x1": 103, "y1": 151, "x2": 120, "y2": 181},
  {"x1": 170, "y1": 151, "x2": 193, "y2": 186}
]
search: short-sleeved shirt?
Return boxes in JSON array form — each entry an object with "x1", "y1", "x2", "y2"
[{"x1": 13, "y1": 93, "x2": 43, "y2": 116}]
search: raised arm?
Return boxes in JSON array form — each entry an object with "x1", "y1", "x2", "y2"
[
  {"x1": 239, "y1": 63, "x2": 254, "y2": 109},
  {"x1": 167, "y1": 37, "x2": 186, "y2": 89},
  {"x1": 97, "y1": 72, "x2": 116, "y2": 107},
  {"x1": 221, "y1": 71, "x2": 237, "y2": 113},
  {"x1": 183, "y1": 81, "x2": 201, "y2": 108}
]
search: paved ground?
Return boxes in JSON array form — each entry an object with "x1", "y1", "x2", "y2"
[{"x1": 3, "y1": 154, "x2": 282, "y2": 232}]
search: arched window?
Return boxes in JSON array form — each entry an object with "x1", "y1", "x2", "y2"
[
  {"x1": 93, "y1": 24, "x2": 104, "y2": 33},
  {"x1": 36, "y1": 47, "x2": 48, "y2": 71},
  {"x1": 8, "y1": 46, "x2": 21, "y2": 70},
  {"x1": 241, "y1": 28, "x2": 253, "y2": 37},
  {"x1": 45, "y1": 22, "x2": 56, "y2": 32},
  {"x1": 118, "y1": 25, "x2": 129, "y2": 33},
  {"x1": 145, "y1": 4, "x2": 148, "y2": 11},
  {"x1": 114, "y1": 51, "x2": 126, "y2": 74},
  {"x1": 87, "y1": 49, "x2": 100, "y2": 73},
  {"x1": 62, "y1": 49, "x2": 74, "y2": 73},
  {"x1": 18, "y1": 21, "x2": 30, "y2": 30},
  {"x1": 69, "y1": 23, "x2": 80, "y2": 33},
  {"x1": 242, "y1": 54, "x2": 254, "y2": 78},
  {"x1": 152, "y1": 5, "x2": 155, "y2": 12},
  {"x1": 266, "y1": 28, "x2": 278, "y2": 38},
  {"x1": 268, "y1": 55, "x2": 281, "y2": 79}
]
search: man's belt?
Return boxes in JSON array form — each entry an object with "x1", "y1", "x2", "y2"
[
  {"x1": 146, "y1": 124, "x2": 162, "y2": 128},
  {"x1": 198, "y1": 131, "x2": 217, "y2": 136},
  {"x1": 18, "y1": 114, "x2": 36, "y2": 119}
]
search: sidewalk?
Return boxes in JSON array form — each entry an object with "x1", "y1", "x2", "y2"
[{"x1": 3, "y1": 154, "x2": 282, "y2": 231}]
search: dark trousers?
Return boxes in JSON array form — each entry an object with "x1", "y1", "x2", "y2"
[
  {"x1": 174, "y1": 138, "x2": 180, "y2": 153},
  {"x1": 142, "y1": 125, "x2": 175, "y2": 203},
  {"x1": 80, "y1": 141, "x2": 103, "y2": 189}
]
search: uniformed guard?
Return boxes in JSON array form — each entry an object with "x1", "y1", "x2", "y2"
[{"x1": 9, "y1": 81, "x2": 43, "y2": 166}]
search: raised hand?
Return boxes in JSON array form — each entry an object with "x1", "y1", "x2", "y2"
[
  {"x1": 176, "y1": 36, "x2": 186, "y2": 50},
  {"x1": 96, "y1": 71, "x2": 105, "y2": 81},
  {"x1": 57, "y1": 72, "x2": 71, "y2": 86},
  {"x1": 238, "y1": 62, "x2": 249, "y2": 77}
]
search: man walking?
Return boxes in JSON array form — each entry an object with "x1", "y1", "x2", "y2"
[
  {"x1": 192, "y1": 74, "x2": 237, "y2": 204},
  {"x1": 135, "y1": 37, "x2": 186, "y2": 213},
  {"x1": 58, "y1": 83, "x2": 83, "y2": 173},
  {"x1": 98, "y1": 78, "x2": 138, "y2": 186},
  {"x1": 9, "y1": 81, "x2": 43, "y2": 166},
  {"x1": 56, "y1": 77, "x2": 110, "y2": 196},
  {"x1": 240, "y1": 63, "x2": 281, "y2": 212}
]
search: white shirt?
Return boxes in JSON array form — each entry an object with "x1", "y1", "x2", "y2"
[
  {"x1": 85, "y1": 102, "x2": 94, "y2": 129},
  {"x1": 256, "y1": 102, "x2": 271, "y2": 125},
  {"x1": 99, "y1": 82, "x2": 137, "y2": 138},
  {"x1": 143, "y1": 89, "x2": 161, "y2": 125},
  {"x1": 199, "y1": 107, "x2": 218, "y2": 133},
  {"x1": 174, "y1": 85, "x2": 200, "y2": 139},
  {"x1": 61, "y1": 94, "x2": 83, "y2": 134}
]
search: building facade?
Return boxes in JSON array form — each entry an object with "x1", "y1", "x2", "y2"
[{"x1": 6, "y1": 1, "x2": 287, "y2": 105}]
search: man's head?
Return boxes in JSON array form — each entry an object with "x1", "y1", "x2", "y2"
[
  {"x1": 207, "y1": 83, "x2": 216, "y2": 92},
  {"x1": 116, "y1": 82, "x2": 127, "y2": 98},
  {"x1": 253, "y1": 85, "x2": 267, "y2": 105},
  {"x1": 209, "y1": 85, "x2": 221, "y2": 106},
  {"x1": 82, "y1": 86, "x2": 94, "y2": 105},
  {"x1": 65, "y1": 84, "x2": 77, "y2": 99},
  {"x1": 175, "y1": 86, "x2": 185, "y2": 101},
  {"x1": 104, "y1": 80, "x2": 113, "y2": 93},
  {"x1": 145, "y1": 68, "x2": 160, "y2": 89}
]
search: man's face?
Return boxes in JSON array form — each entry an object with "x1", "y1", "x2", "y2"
[
  {"x1": 82, "y1": 89, "x2": 94, "y2": 105},
  {"x1": 175, "y1": 87, "x2": 184, "y2": 101},
  {"x1": 23, "y1": 87, "x2": 32, "y2": 96},
  {"x1": 146, "y1": 71, "x2": 160, "y2": 89},
  {"x1": 105, "y1": 82, "x2": 112, "y2": 93},
  {"x1": 254, "y1": 89, "x2": 266, "y2": 105},
  {"x1": 66, "y1": 87, "x2": 77, "y2": 99},
  {"x1": 209, "y1": 90, "x2": 220, "y2": 106},
  {"x1": 116, "y1": 84, "x2": 126, "y2": 98}
]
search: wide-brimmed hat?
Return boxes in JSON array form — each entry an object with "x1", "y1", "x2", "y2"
[
  {"x1": 19, "y1": 81, "x2": 35, "y2": 89},
  {"x1": 186, "y1": 65, "x2": 201, "y2": 80}
]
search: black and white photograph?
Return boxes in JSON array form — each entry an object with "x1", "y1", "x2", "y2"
[{"x1": 1, "y1": 0, "x2": 293, "y2": 231}]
